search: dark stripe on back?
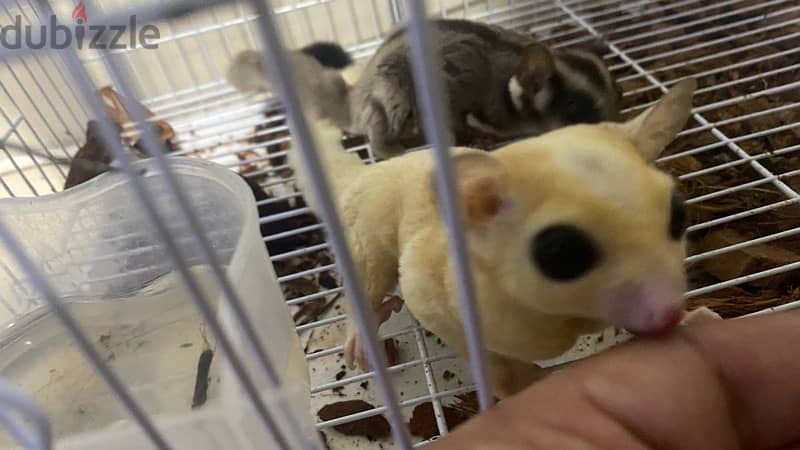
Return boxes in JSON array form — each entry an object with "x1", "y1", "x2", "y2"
[{"x1": 556, "y1": 51, "x2": 608, "y2": 91}]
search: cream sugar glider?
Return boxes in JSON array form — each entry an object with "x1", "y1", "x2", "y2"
[{"x1": 228, "y1": 51, "x2": 720, "y2": 396}]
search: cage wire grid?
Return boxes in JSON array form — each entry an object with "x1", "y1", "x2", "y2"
[{"x1": 0, "y1": 0, "x2": 797, "y2": 448}]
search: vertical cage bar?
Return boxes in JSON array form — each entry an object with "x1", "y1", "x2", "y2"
[
  {"x1": 209, "y1": 6, "x2": 236, "y2": 60},
  {"x1": 0, "y1": 115, "x2": 25, "y2": 198},
  {"x1": 103, "y1": 30, "x2": 321, "y2": 447},
  {"x1": 0, "y1": 176, "x2": 14, "y2": 198},
  {"x1": 161, "y1": 21, "x2": 202, "y2": 88},
  {"x1": 300, "y1": 3, "x2": 317, "y2": 41},
  {"x1": 58, "y1": 48, "x2": 297, "y2": 449},
  {"x1": 0, "y1": 221, "x2": 172, "y2": 450},
  {"x1": 83, "y1": 0, "x2": 149, "y2": 97},
  {"x1": 248, "y1": 1, "x2": 413, "y2": 448},
  {"x1": 95, "y1": 28, "x2": 325, "y2": 449},
  {"x1": 0, "y1": 381, "x2": 52, "y2": 450},
  {"x1": 1, "y1": 62, "x2": 73, "y2": 169},
  {"x1": 0, "y1": 66, "x2": 70, "y2": 180},
  {"x1": 30, "y1": 1, "x2": 305, "y2": 444},
  {"x1": 99, "y1": 51, "x2": 303, "y2": 448},
  {"x1": 0, "y1": 1, "x2": 81, "y2": 152},
  {"x1": 283, "y1": 19, "x2": 300, "y2": 48},
  {"x1": 147, "y1": 46, "x2": 179, "y2": 99},
  {"x1": 235, "y1": 0, "x2": 258, "y2": 48},
  {"x1": 344, "y1": 0, "x2": 364, "y2": 43},
  {"x1": 0, "y1": 106, "x2": 47, "y2": 194},
  {"x1": 0, "y1": 0, "x2": 83, "y2": 151},
  {"x1": 412, "y1": 324, "x2": 449, "y2": 437},
  {"x1": 2, "y1": 59, "x2": 81, "y2": 152},
  {"x1": 322, "y1": 0, "x2": 341, "y2": 42},
  {"x1": 389, "y1": 0, "x2": 403, "y2": 23},
  {"x1": 366, "y1": 0, "x2": 383, "y2": 38},
  {"x1": 188, "y1": 15, "x2": 224, "y2": 81},
  {"x1": 7, "y1": 0, "x2": 85, "y2": 141},
  {"x1": 403, "y1": 0, "x2": 494, "y2": 410},
  {"x1": 14, "y1": 122, "x2": 60, "y2": 192},
  {"x1": 82, "y1": 2, "x2": 315, "y2": 444},
  {"x1": 21, "y1": 0, "x2": 92, "y2": 121}
]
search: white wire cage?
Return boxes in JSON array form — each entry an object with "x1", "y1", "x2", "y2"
[{"x1": 0, "y1": 0, "x2": 798, "y2": 449}]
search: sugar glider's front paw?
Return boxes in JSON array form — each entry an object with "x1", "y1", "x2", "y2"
[
  {"x1": 343, "y1": 297, "x2": 403, "y2": 370},
  {"x1": 681, "y1": 306, "x2": 722, "y2": 325},
  {"x1": 344, "y1": 327, "x2": 369, "y2": 371}
]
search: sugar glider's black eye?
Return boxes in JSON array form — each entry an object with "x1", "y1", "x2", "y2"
[
  {"x1": 669, "y1": 192, "x2": 688, "y2": 240},
  {"x1": 531, "y1": 225, "x2": 600, "y2": 281}
]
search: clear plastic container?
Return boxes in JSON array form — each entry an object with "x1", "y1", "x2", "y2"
[{"x1": 0, "y1": 158, "x2": 311, "y2": 449}]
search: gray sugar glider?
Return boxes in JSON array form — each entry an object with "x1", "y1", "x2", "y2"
[{"x1": 228, "y1": 19, "x2": 622, "y2": 159}]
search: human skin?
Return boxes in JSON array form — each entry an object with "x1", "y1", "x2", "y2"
[{"x1": 430, "y1": 311, "x2": 800, "y2": 450}]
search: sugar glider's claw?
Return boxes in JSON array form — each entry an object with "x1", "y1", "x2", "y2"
[
  {"x1": 344, "y1": 330, "x2": 358, "y2": 370},
  {"x1": 356, "y1": 338, "x2": 369, "y2": 371},
  {"x1": 344, "y1": 327, "x2": 371, "y2": 371}
]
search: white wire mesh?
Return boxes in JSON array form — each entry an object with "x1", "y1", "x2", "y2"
[{"x1": 0, "y1": 0, "x2": 797, "y2": 448}]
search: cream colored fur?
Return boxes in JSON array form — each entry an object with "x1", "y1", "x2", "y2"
[
  {"x1": 288, "y1": 79, "x2": 718, "y2": 398},
  {"x1": 226, "y1": 52, "x2": 715, "y2": 397}
]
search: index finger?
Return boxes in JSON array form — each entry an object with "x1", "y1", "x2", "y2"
[
  {"x1": 429, "y1": 310, "x2": 800, "y2": 450},
  {"x1": 676, "y1": 310, "x2": 800, "y2": 449}
]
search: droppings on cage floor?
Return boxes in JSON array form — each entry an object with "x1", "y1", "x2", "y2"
[
  {"x1": 317, "y1": 399, "x2": 391, "y2": 441},
  {"x1": 308, "y1": 303, "x2": 476, "y2": 447},
  {"x1": 408, "y1": 392, "x2": 480, "y2": 439}
]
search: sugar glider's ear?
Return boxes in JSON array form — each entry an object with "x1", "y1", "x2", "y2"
[
  {"x1": 432, "y1": 152, "x2": 509, "y2": 229},
  {"x1": 618, "y1": 78, "x2": 697, "y2": 161},
  {"x1": 516, "y1": 43, "x2": 555, "y2": 97}
]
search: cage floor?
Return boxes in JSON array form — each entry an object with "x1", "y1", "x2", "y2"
[{"x1": 302, "y1": 294, "x2": 628, "y2": 448}]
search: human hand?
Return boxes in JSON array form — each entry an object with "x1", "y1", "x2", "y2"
[{"x1": 430, "y1": 311, "x2": 800, "y2": 450}]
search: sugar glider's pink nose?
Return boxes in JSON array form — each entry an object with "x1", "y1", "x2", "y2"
[{"x1": 600, "y1": 281, "x2": 685, "y2": 336}]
